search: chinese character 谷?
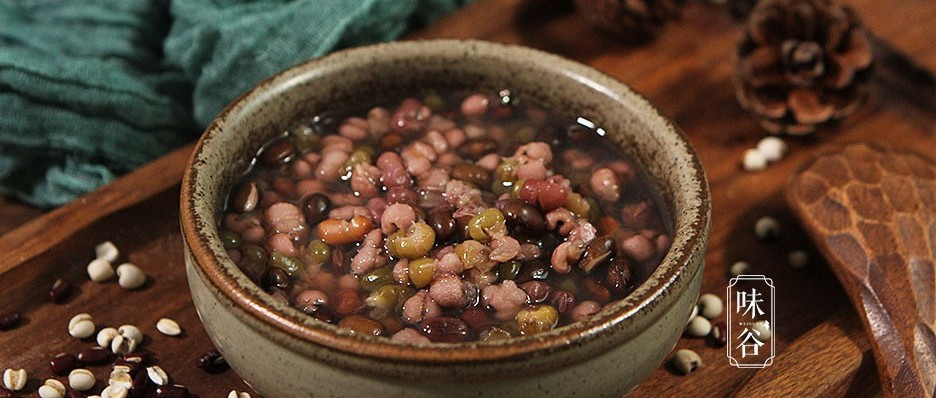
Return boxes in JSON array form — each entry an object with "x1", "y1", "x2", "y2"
[
  {"x1": 736, "y1": 288, "x2": 765, "y2": 318},
  {"x1": 736, "y1": 327, "x2": 765, "y2": 357}
]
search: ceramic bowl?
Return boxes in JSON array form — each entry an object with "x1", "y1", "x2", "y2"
[{"x1": 180, "y1": 39, "x2": 710, "y2": 397}]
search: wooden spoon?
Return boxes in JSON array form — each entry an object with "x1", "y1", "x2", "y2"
[{"x1": 786, "y1": 142, "x2": 936, "y2": 398}]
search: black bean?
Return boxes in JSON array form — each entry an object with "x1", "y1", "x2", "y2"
[
  {"x1": 230, "y1": 181, "x2": 260, "y2": 213},
  {"x1": 457, "y1": 138, "x2": 498, "y2": 160},
  {"x1": 451, "y1": 163, "x2": 492, "y2": 187},
  {"x1": 197, "y1": 350, "x2": 229, "y2": 373},
  {"x1": 301, "y1": 304, "x2": 335, "y2": 323},
  {"x1": 66, "y1": 390, "x2": 83, "y2": 398},
  {"x1": 427, "y1": 208, "x2": 456, "y2": 241},
  {"x1": 49, "y1": 278, "x2": 72, "y2": 303},
  {"x1": 50, "y1": 352, "x2": 80, "y2": 375},
  {"x1": 259, "y1": 137, "x2": 295, "y2": 166},
  {"x1": 708, "y1": 321, "x2": 727, "y2": 348},
  {"x1": 0, "y1": 311, "x2": 21, "y2": 330},
  {"x1": 577, "y1": 236, "x2": 615, "y2": 273},
  {"x1": 420, "y1": 317, "x2": 471, "y2": 343},
  {"x1": 496, "y1": 261, "x2": 521, "y2": 281},
  {"x1": 0, "y1": 388, "x2": 12, "y2": 398},
  {"x1": 265, "y1": 268, "x2": 291, "y2": 290},
  {"x1": 497, "y1": 199, "x2": 545, "y2": 236},
  {"x1": 606, "y1": 258, "x2": 635, "y2": 294},
  {"x1": 519, "y1": 281, "x2": 551, "y2": 304},
  {"x1": 548, "y1": 290, "x2": 577, "y2": 314},
  {"x1": 155, "y1": 385, "x2": 190, "y2": 398},
  {"x1": 515, "y1": 261, "x2": 550, "y2": 283},
  {"x1": 78, "y1": 347, "x2": 113, "y2": 366},
  {"x1": 302, "y1": 193, "x2": 331, "y2": 225}
]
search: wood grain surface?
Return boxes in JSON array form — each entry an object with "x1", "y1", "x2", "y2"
[
  {"x1": 0, "y1": 0, "x2": 933, "y2": 396},
  {"x1": 787, "y1": 143, "x2": 936, "y2": 398}
]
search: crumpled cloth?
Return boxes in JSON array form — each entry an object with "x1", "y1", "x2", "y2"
[{"x1": 0, "y1": 0, "x2": 470, "y2": 208}]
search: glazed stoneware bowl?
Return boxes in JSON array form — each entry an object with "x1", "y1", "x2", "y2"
[{"x1": 180, "y1": 39, "x2": 710, "y2": 397}]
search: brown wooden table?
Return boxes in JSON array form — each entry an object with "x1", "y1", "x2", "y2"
[{"x1": 1, "y1": 0, "x2": 933, "y2": 396}]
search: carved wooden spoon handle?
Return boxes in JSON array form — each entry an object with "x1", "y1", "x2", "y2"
[{"x1": 786, "y1": 143, "x2": 936, "y2": 398}]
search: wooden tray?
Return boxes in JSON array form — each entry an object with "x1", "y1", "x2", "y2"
[{"x1": 1, "y1": 0, "x2": 934, "y2": 396}]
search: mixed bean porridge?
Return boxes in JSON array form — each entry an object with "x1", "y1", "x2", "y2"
[{"x1": 220, "y1": 90, "x2": 671, "y2": 343}]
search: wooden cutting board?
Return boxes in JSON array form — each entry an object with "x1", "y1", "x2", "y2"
[{"x1": 0, "y1": 0, "x2": 933, "y2": 396}]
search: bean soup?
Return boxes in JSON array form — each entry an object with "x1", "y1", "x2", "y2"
[{"x1": 219, "y1": 90, "x2": 671, "y2": 343}]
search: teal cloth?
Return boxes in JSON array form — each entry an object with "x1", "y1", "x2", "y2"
[{"x1": 0, "y1": 0, "x2": 471, "y2": 208}]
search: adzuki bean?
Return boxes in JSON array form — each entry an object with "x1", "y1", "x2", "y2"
[
  {"x1": 78, "y1": 347, "x2": 113, "y2": 365},
  {"x1": 196, "y1": 350, "x2": 228, "y2": 374},
  {"x1": 0, "y1": 311, "x2": 21, "y2": 331},
  {"x1": 49, "y1": 353, "x2": 80, "y2": 375},
  {"x1": 49, "y1": 278, "x2": 72, "y2": 303}
]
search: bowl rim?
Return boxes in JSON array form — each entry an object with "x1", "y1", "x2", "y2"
[{"x1": 180, "y1": 39, "x2": 710, "y2": 364}]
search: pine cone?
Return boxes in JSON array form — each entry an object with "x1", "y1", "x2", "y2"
[
  {"x1": 734, "y1": 0, "x2": 873, "y2": 135},
  {"x1": 574, "y1": 0, "x2": 686, "y2": 43}
]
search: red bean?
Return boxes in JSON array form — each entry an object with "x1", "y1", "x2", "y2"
[
  {"x1": 0, "y1": 311, "x2": 21, "y2": 330},
  {"x1": 49, "y1": 278, "x2": 72, "y2": 303},
  {"x1": 78, "y1": 347, "x2": 113, "y2": 366},
  {"x1": 332, "y1": 288, "x2": 362, "y2": 315},
  {"x1": 548, "y1": 290, "x2": 577, "y2": 314},
  {"x1": 197, "y1": 350, "x2": 228, "y2": 373},
  {"x1": 155, "y1": 384, "x2": 191, "y2": 398},
  {"x1": 259, "y1": 137, "x2": 296, "y2": 166},
  {"x1": 519, "y1": 281, "x2": 552, "y2": 304},
  {"x1": 339, "y1": 315, "x2": 383, "y2": 336},
  {"x1": 460, "y1": 307, "x2": 494, "y2": 332},
  {"x1": 386, "y1": 187, "x2": 417, "y2": 205},
  {"x1": 50, "y1": 352, "x2": 80, "y2": 375},
  {"x1": 420, "y1": 317, "x2": 471, "y2": 343}
]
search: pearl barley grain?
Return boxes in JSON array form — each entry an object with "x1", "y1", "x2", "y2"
[
  {"x1": 38, "y1": 379, "x2": 66, "y2": 398},
  {"x1": 672, "y1": 349, "x2": 703, "y2": 375},
  {"x1": 88, "y1": 258, "x2": 115, "y2": 282},
  {"x1": 97, "y1": 327, "x2": 119, "y2": 348},
  {"x1": 698, "y1": 294, "x2": 723, "y2": 319},
  {"x1": 730, "y1": 261, "x2": 752, "y2": 277},
  {"x1": 118, "y1": 325, "x2": 144, "y2": 345},
  {"x1": 789, "y1": 250, "x2": 809, "y2": 269},
  {"x1": 95, "y1": 241, "x2": 119, "y2": 263},
  {"x1": 146, "y1": 366, "x2": 169, "y2": 386},
  {"x1": 156, "y1": 318, "x2": 182, "y2": 336},
  {"x1": 101, "y1": 386, "x2": 128, "y2": 398},
  {"x1": 228, "y1": 391, "x2": 251, "y2": 398},
  {"x1": 2, "y1": 368, "x2": 27, "y2": 391},
  {"x1": 742, "y1": 149, "x2": 767, "y2": 172},
  {"x1": 69, "y1": 369, "x2": 95, "y2": 391},
  {"x1": 686, "y1": 316, "x2": 712, "y2": 337},
  {"x1": 69, "y1": 319, "x2": 96, "y2": 339},
  {"x1": 754, "y1": 216, "x2": 780, "y2": 240},
  {"x1": 756, "y1": 136, "x2": 787, "y2": 162},
  {"x1": 116, "y1": 263, "x2": 146, "y2": 289}
]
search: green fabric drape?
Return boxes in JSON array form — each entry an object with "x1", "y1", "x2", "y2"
[{"x1": 0, "y1": 0, "x2": 471, "y2": 207}]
